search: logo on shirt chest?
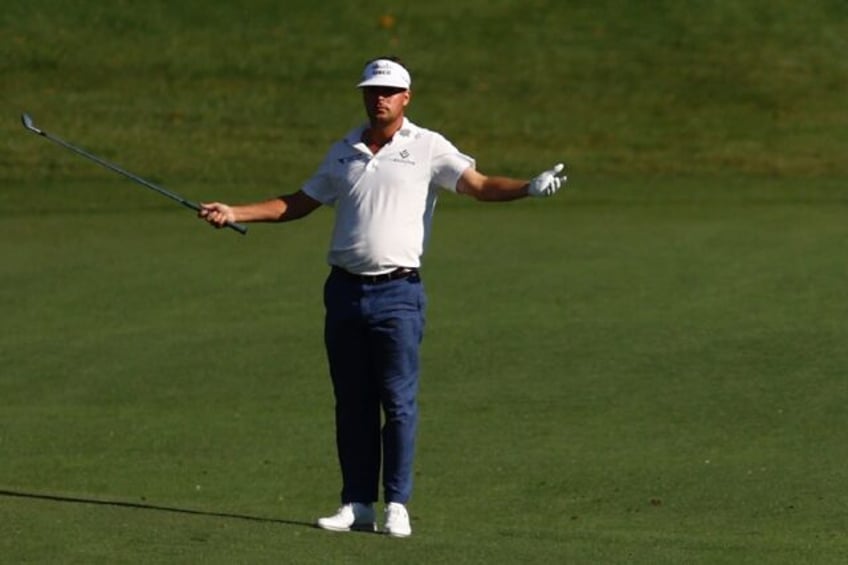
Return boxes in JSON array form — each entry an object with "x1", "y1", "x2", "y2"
[{"x1": 392, "y1": 149, "x2": 416, "y2": 165}]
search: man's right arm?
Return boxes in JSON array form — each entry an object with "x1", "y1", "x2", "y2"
[{"x1": 199, "y1": 190, "x2": 321, "y2": 228}]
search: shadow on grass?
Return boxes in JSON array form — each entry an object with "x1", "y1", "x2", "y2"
[{"x1": 0, "y1": 488, "x2": 314, "y2": 529}]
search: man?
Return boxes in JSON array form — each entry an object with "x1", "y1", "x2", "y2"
[{"x1": 199, "y1": 56, "x2": 566, "y2": 537}]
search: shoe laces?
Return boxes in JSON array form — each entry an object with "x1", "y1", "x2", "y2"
[{"x1": 386, "y1": 503, "x2": 408, "y2": 519}]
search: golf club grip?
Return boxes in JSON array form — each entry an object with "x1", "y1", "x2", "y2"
[
  {"x1": 225, "y1": 220, "x2": 248, "y2": 235},
  {"x1": 177, "y1": 200, "x2": 247, "y2": 235}
]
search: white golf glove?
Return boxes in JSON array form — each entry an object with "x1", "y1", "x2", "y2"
[{"x1": 527, "y1": 163, "x2": 567, "y2": 197}]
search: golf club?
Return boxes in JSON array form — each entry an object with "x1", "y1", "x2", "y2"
[{"x1": 20, "y1": 113, "x2": 247, "y2": 235}]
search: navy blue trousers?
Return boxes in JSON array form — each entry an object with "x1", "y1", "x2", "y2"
[{"x1": 323, "y1": 268, "x2": 426, "y2": 504}]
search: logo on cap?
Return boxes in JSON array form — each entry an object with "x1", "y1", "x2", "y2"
[{"x1": 356, "y1": 59, "x2": 411, "y2": 89}]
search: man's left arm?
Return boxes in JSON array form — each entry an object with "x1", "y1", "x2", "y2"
[{"x1": 456, "y1": 163, "x2": 567, "y2": 202}]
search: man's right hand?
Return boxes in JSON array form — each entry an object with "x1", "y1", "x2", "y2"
[{"x1": 199, "y1": 202, "x2": 236, "y2": 228}]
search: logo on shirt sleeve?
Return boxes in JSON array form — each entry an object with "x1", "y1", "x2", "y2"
[{"x1": 338, "y1": 153, "x2": 369, "y2": 165}]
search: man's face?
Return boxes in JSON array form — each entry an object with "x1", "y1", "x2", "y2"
[{"x1": 362, "y1": 86, "x2": 410, "y2": 125}]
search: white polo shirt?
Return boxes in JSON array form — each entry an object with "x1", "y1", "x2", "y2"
[{"x1": 302, "y1": 118, "x2": 474, "y2": 275}]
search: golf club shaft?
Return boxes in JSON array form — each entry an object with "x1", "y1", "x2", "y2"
[{"x1": 22, "y1": 114, "x2": 247, "y2": 235}]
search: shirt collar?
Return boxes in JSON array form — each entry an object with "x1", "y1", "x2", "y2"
[{"x1": 344, "y1": 117, "x2": 418, "y2": 151}]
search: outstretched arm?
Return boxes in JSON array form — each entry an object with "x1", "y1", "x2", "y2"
[
  {"x1": 456, "y1": 163, "x2": 566, "y2": 202},
  {"x1": 199, "y1": 190, "x2": 321, "y2": 228}
]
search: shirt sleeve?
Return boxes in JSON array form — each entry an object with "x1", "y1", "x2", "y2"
[
  {"x1": 430, "y1": 134, "x2": 475, "y2": 193},
  {"x1": 301, "y1": 150, "x2": 338, "y2": 205}
]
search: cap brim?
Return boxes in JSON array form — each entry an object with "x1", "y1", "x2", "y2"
[{"x1": 357, "y1": 77, "x2": 410, "y2": 89}]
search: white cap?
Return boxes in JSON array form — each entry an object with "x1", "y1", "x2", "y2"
[{"x1": 356, "y1": 59, "x2": 411, "y2": 89}]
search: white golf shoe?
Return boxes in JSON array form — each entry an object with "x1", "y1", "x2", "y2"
[
  {"x1": 316, "y1": 503, "x2": 377, "y2": 532},
  {"x1": 383, "y1": 502, "x2": 412, "y2": 538}
]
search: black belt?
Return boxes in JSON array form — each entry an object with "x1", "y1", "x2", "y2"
[{"x1": 332, "y1": 266, "x2": 419, "y2": 284}]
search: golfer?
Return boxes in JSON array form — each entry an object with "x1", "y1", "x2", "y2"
[{"x1": 199, "y1": 56, "x2": 566, "y2": 537}]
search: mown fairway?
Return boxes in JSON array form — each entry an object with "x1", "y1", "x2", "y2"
[{"x1": 2, "y1": 1, "x2": 847, "y2": 563}]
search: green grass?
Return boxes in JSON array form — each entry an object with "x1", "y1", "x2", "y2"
[{"x1": 2, "y1": 1, "x2": 848, "y2": 563}]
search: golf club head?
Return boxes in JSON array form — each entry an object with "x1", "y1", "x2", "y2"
[{"x1": 21, "y1": 113, "x2": 42, "y2": 135}]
